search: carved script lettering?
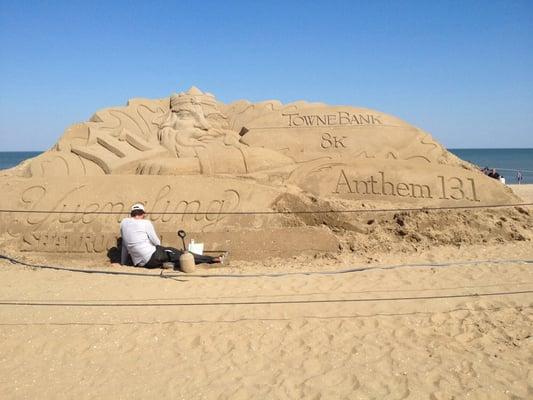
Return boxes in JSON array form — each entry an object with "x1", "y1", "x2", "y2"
[{"x1": 15, "y1": 185, "x2": 241, "y2": 233}]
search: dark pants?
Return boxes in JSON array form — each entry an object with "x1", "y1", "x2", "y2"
[{"x1": 143, "y1": 245, "x2": 217, "y2": 268}]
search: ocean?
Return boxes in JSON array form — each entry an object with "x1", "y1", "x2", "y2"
[
  {"x1": 0, "y1": 151, "x2": 42, "y2": 171},
  {"x1": 449, "y1": 148, "x2": 533, "y2": 184},
  {"x1": 1, "y1": 149, "x2": 532, "y2": 183}
]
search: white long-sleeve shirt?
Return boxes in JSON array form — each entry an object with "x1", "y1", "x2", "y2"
[{"x1": 120, "y1": 217, "x2": 161, "y2": 266}]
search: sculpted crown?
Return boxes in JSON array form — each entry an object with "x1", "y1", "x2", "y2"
[{"x1": 170, "y1": 86, "x2": 217, "y2": 111}]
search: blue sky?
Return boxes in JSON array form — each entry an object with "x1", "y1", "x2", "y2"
[{"x1": 1, "y1": 0, "x2": 532, "y2": 150}]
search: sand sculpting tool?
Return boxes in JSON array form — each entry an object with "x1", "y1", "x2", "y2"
[{"x1": 177, "y1": 230, "x2": 195, "y2": 273}]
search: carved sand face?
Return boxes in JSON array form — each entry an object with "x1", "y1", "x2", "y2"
[{"x1": 172, "y1": 102, "x2": 211, "y2": 131}]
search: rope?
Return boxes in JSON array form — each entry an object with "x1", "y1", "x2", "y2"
[
  {"x1": 0, "y1": 202, "x2": 531, "y2": 216},
  {"x1": 0, "y1": 253, "x2": 165, "y2": 278},
  {"x1": 1, "y1": 305, "x2": 530, "y2": 326},
  {"x1": 2, "y1": 253, "x2": 532, "y2": 280},
  {"x1": 162, "y1": 259, "x2": 533, "y2": 279},
  {"x1": 1, "y1": 290, "x2": 531, "y2": 307}
]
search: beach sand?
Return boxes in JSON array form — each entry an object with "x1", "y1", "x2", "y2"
[
  {"x1": 509, "y1": 184, "x2": 533, "y2": 203},
  {"x1": 0, "y1": 186, "x2": 532, "y2": 399}
]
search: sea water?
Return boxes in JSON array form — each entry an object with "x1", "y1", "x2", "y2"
[
  {"x1": 449, "y1": 148, "x2": 533, "y2": 184},
  {"x1": 1, "y1": 149, "x2": 532, "y2": 183},
  {"x1": 0, "y1": 151, "x2": 42, "y2": 171}
]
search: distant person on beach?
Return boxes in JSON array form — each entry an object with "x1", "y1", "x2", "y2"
[
  {"x1": 517, "y1": 171, "x2": 523, "y2": 184},
  {"x1": 120, "y1": 203, "x2": 226, "y2": 268},
  {"x1": 487, "y1": 168, "x2": 500, "y2": 180}
]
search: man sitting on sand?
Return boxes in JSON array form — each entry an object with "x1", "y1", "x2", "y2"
[{"x1": 120, "y1": 203, "x2": 226, "y2": 268}]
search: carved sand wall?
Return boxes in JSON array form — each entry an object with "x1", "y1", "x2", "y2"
[{"x1": 0, "y1": 87, "x2": 520, "y2": 259}]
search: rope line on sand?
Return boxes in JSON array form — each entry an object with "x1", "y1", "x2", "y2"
[
  {"x1": 161, "y1": 259, "x2": 533, "y2": 279},
  {"x1": 4, "y1": 281, "x2": 531, "y2": 303},
  {"x1": 0, "y1": 305, "x2": 530, "y2": 326},
  {"x1": 0, "y1": 290, "x2": 531, "y2": 308},
  {"x1": 0, "y1": 202, "x2": 531, "y2": 216},
  {"x1": 0, "y1": 254, "x2": 166, "y2": 278},
  {"x1": 1, "y1": 253, "x2": 533, "y2": 280}
]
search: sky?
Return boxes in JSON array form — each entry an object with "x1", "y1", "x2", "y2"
[{"x1": 0, "y1": 0, "x2": 532, "y2": 150}]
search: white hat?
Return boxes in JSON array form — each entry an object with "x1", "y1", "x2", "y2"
[{"x1": 131, "y1": 203, "x2": 145, "y2": 212}]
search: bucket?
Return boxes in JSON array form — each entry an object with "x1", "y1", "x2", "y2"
[
  {"x1": 179, "y1": 252, "x2": 196, "y2": 273},
  {"x1": 188, "y1": 239, "x2": 204, "y2": 255}
]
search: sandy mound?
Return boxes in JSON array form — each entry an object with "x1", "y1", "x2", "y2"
[{"x1": 271, "y1": 190, "x2": 532, "y2": 261}]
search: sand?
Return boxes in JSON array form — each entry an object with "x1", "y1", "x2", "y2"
[
  {"x1": 0, "y1": 247, "x2": 532, "y2": 398},
  {"x1": 509, "y1": 184, "x2": 533, "y2": 203},
  {"x1": 2, "y1": 88, "x2": 532, "y2": 399},
  {"x1": 0, "y1": 185, "x2": 532, "y2": 399}
]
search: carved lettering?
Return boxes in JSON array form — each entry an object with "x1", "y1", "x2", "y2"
[
  {"x1": 317, "y1": 115, "x2": 327, "y2": 125},
  {"x1": 21, "y1": 232, "x2": 117, "y2": 253},
  {"x1": 339, "y1": 112, "x2": 351, "y2": 125},
  {"x1": 333, "y1": 170, "x2": 438, "y2": 200},
  {"x1": 333, "y1": 169, "x2": 352, "y2": 194},
  {"x1": 284, "y1": 112, "x2": 384, "y2": 127},
  {"x1": 81, "y1": 203, "x2": 100, "y2": 224},
  {"x1": 396, "y1": 183, "x2": 410, "y2": 197},
  {"x1": 354, "y1": 180, "x2": 369, "y2": 195},
  {"x1": 321, "y1": 133, "x2": 347, "y2": 149},
  {"x1": 448, "y1": 177, "x2": 465, "y2": 200},
  {"x1": 282, "y1": 113, "x2": 299, "y2": 127},
  {"x1": 321, "y1": 133, "x2": 333, "y2": 149},
  {"x1": 333, "y1": 136, "x2": 346, "y2": 148},
  {"x1": 369, "y1": 175, "x2": 379, "y2": 195},
  {"x1": 14, "y1": 184, "x2": 241, "y2": 233},
  {"x1": 151, "y1": 185, "x2": 173, "y2": 222},
  {"x1": 437, "y1": 176, "x2": 479, "y2": 202},
  {"x1": 301, "y1": 115, "x2": 312, "y2": 125},
  {"x1": 293, "y1": 115, "x2": 305, "y2": 126},
  {"x1": 410, "y1": 183, "x2": 431, "y2": 199},
  {"x1": 22, "y1": 232, "x2": 39, "y2": 249},
  {"x1": 380, "y1": 171, "x2": 395, "y2": 196},
  {"x1": 359, "y1": 114, "x2": 370, "y2": 124},
  {"x1": 332, "y1": 171, "x2": 482, "y2": 202},
  {"x1": 100, "y1": 201, "x2": 126, "y2": 223}
]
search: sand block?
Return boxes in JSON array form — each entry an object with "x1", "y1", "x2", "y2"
[{"x1": 160, "y1": 227, "x2": 339, "y2": 261}]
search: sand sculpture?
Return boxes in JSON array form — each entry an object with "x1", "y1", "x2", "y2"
[{"x1": 0, "y1": 87, "x2": 520, "y2": 259}]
